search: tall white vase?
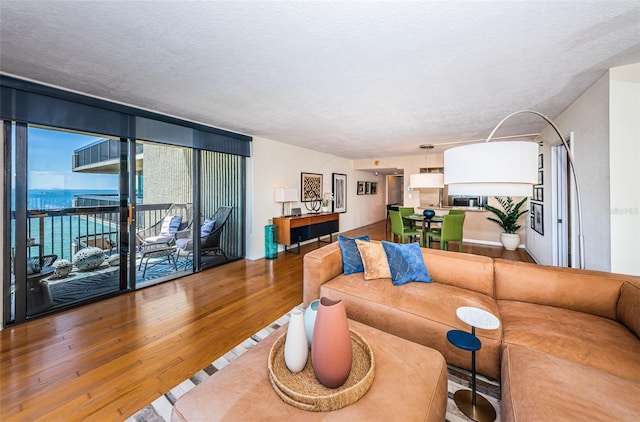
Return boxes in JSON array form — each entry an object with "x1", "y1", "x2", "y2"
[
  {"x1": 304, "y1": 299, "x2": 320, "y2": 347},
  {"x1": 284, "y1": 309, "x2": 308, "y2": 373}
]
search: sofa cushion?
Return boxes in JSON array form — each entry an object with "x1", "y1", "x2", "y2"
[
  {"x1": 337, "y1": 234, "x2": 370, "y2": 275},
  {"x1": 501, "y1": 344, "x2": 640, "y2": 422},
  {"x1": 498, "y1": 300, "x2": 640, "y2": 382},
  {"x1": 355, "y1": 240, "x2": 391, "y2": 280},
  {"x1": 381, "y1": 241, "x2": 432, "y2": 285},
  {"x1": 420, "y1": 248, "x2": 495, "y2": 297},
  {"x1": 494, "y1": 259, "x2": 625, "y2": 320}
]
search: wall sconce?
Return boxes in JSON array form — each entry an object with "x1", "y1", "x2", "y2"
[
  {"x1": 409, "y1": 173, "x2": 445, "y2": 208},
  {"x1": 274, "y1": 187, "x2": 298, "y2": 216}
]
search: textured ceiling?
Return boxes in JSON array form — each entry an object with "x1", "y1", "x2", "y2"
[{"x1": 1, "y1": 1, "x2": 639, "y2": 159}]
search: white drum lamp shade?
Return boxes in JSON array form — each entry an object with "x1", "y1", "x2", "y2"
[
  {"x1": 409, "y1": 173, "x2": 444, "y2": 189},
  {"x1": 444, "y1": 141, "x2": 538, "y2": 196}
]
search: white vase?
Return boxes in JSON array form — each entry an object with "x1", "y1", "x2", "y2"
[
  {"x1": 304, "y1": 299, "x2": 320, "y2": 347},
  {"x1": 501, "y1": 233, "x2": 520, "y2": 251},
  {"x1": 321, "y1": 206, "x2": 328, "y2": 213},
  {"x1": 284, "y1": 309, "x2": 308, "y2": 373}
]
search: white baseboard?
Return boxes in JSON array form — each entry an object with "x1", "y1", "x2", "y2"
[{"x1": 462, "y1": 238, "x2": 526, "y2": 249}]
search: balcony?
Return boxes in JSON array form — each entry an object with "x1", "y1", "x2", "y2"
[{"x1": 72, "y1": 138, "x2": 144, "y2": 174}]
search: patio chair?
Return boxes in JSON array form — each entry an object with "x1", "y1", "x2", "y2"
[
  {"x1": 136, "y1": 203, "x2": 193, "y2": 248},
  {"x1": 175, "y1": 206, "x2": 233, "y2": 265}
]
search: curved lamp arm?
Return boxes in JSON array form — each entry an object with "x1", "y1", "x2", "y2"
[{"x1": 486, "y1": 110, "x2": 584, "y2": 269}]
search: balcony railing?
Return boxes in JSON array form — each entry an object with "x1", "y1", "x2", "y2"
[{"x1": 14, "y1": 203, "x2": 173, "y2": 262}]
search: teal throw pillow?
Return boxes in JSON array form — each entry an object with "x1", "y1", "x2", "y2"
[
  {"x1": 381, "y1": 241, "x2": 432, "y2": 286},
  {"x1": 338, "y1": 234, "x2": 370, "y2": 275}
]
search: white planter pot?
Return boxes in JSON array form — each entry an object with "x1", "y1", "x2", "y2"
[{"x1": 501, "y1": 233, "x2": 520, "y2": 251}]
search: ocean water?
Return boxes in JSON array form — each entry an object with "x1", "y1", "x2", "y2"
[
  {"x1": 11, "y1": 189, "x2": 119, "y2": 210},
  {"x1": 11, "y1": 189, "x2": 119, "y2": 260}
]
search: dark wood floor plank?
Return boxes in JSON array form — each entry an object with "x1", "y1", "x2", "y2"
[{"x1": 0, "y1": 220, "x2": 533, "y2": 421}]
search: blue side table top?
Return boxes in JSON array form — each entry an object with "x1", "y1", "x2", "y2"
[{"x1": 447, "y1": 329, "x2": 481, "y2": 352}]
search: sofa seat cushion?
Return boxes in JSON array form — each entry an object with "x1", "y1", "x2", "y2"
[
  {"x1": 501, "y1": 344, "x2": 640, "y2": 422},
  {"x1": 498, "y1": 300, "x2": 640, "y2": 382},
  {"x1": 320, "y1": 273, "x2": 502, "y2": 380}
]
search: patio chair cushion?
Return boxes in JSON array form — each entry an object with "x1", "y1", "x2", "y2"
[
  {"x1": 201, "y1": 219, "x2": 216, "y2": 237},
  {"x1": 145, "y1": 215, "x2": 183, "y2": 244},
  {"x1": 176, "y1": 237, "x2": 192, "y2": 251},
  {"x1": 160, "y1": 215, "x2": 183, "y2": 236}
]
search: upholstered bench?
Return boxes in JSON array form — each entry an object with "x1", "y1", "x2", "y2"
[{"x1": 172, "y1": 319, "x2": 448, "y2": 421}]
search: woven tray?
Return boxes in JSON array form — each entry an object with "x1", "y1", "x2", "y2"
[{"x1": 267, "y1": 329, "x2": 375, "y2": 412}]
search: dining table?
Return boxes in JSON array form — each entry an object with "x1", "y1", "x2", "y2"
[{"x1": 403, "y1": 213, "x2": 444, "y2": 247}]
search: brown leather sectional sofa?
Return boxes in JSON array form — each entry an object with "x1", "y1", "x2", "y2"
[{"x1": 303, "y1": 241, "x2": 640, "y2": 421}]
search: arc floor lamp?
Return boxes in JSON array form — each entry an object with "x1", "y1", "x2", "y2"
[{"x1": 444, "y1": 110, "x2": 585, "y2": 269}]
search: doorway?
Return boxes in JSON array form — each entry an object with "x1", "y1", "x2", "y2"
[
  {"x1": 387, "y1": 175, "x2": 404, "y2": 205},
  {"x1": 551, "y1": 133, "x2": 574, "y2": 267}
]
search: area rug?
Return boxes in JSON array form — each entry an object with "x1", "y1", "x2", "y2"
[
  {"x1": 48, "y1": 259, "x2": 183, "y2": 305},
  {"x1": 128, "y1": 306, "x2": 501, "y2": 422}
]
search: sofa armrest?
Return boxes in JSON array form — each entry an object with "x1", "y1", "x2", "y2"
[
  {"x1": 618, "y1": 279, "x2": 640, "y2": 338},
  {"x1": 303, "y1": 242, "x2": 343, "y2": 306}
]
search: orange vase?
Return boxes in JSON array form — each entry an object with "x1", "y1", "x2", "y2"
[{"x1": 311, "y1": 297, "x2": 352, "y2": 388}]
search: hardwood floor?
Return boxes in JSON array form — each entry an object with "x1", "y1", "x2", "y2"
[{"x1": 0, "y1": 220, "x2": 534, "y2": 421}]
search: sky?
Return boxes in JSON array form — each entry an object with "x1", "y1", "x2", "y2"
[{"x1": 25, "y1": 127, "x2": 119, "y2": 190}]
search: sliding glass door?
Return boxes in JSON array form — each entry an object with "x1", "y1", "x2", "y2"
[
  {"x1": 7, "y1": 124, "x2": 130, "y2": 323},
  {"x1": 134, "y1": 141, "x2": 194, "y2": 286},
  {"x1": 2, "y1": 76, "x2": 250, "y2": 327}
]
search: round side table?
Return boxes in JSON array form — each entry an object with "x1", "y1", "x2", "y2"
[{"x1": 447, "y1": 306, "x2": 500, "y2": 422}]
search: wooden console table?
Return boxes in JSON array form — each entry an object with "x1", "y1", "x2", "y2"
[{"x1": 272, "y1": 213, "x2": 339, "y2": 254}]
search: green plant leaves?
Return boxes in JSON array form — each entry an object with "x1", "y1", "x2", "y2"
[{"x1": 484, "y1": 196, "x2": 528, "y2": 233}]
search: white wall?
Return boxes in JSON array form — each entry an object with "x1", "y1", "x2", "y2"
[
  {"x1": 609, "y1": 64, "x2": 640, "y2": 275},
  {"x1": 246, "y1": 137, "x2": 386, "y2": 259},
  {"x1": 528, "y1": 72, "x2": 611, "y2": 271}
]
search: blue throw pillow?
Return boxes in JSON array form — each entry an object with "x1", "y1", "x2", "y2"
[
  {"x1": 338, "y1": 234, "x2": 370, "y2": 275},
  {"x1": 381, "y1": 241, "x2": 433, "y2": 286},
  {"x1": 201, "y1": 219, "x2": 216, "y2": 237}
]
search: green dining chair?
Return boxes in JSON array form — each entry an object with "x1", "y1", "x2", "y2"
[
  {"x1": 425, "y1": 213, "x2": 465, "y2": 251},
  {"x1": 389, "y1": 210, "x2": 422, "y2": 244},
  {"x1": 399, "y1": 207, "x2": 415, "y2": 229},
  {"x1": 429, "y1": 209, "x2": 465, "y2": 236}
]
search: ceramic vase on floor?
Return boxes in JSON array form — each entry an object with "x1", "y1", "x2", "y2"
[
  {"x1": 284, "y1": 309, "x2": 308, "y2": 373},
  {"x1": 304, "y1": 299, "x2": 320, "y2": 347},
  {"x1": 311, "y1": 297, "x2": 352, "y2": 388}
]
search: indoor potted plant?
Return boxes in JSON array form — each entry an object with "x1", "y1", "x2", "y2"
[
  {"x1": 484, "y1": 196, "x2": 528, "y2": 251},
  {"x1": 321, "y1": 192, "x2": 334, "y2": 212}
]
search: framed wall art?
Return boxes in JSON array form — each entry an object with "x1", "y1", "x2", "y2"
[
  {"x1": 534, "y1": 186, "x2": 544, "y2": 202},
  {"x1": 301, "y1": 172, "x2": 322, "y2": 202},
  {"x1": 532, "y1": 202, "x2": 544, "y2": 235},
  {"x1": 364, "y1": 182, "x2": 372, "y2": 194},
  {"x1": 538, "y1": 153, "x2": 544, "y2": 169},
  {"x1": 332, "y1": 173, "x2": 347, "y2": 213},
  {"x1": 357, "y1": 181, "x2": 365, "y2": 195},
  {"x1": 370, "y1": 182, "x2": 378, "y2": 195}
]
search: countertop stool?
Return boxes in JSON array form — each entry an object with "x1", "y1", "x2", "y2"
[{"x1": 447, "y1": 306, "x2": 500, "y2": 422}]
